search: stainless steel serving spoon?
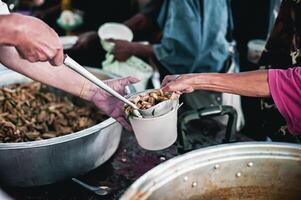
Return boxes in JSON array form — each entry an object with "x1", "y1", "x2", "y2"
[
  {"x1": 72, "y1": 178, "x2": 112, "y2": 196},
  {"x1": 63, "y1": 54, "x2": 142, "y2": 117},
  {"x1": 64, "y1": 55, "x2": 178, "y2": 118}
]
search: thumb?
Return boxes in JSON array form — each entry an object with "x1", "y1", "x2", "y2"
[
  {"x1": 119, "y1": 76, "x2": 141, "y2": 86},
  {"x1": 50, "y1": 48, "x2": 64, "y2": 66}
]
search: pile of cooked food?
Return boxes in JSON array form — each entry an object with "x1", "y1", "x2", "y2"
[
  {"x1": 124, "y1": 89, "x2": 178, "y2": 115},
  {"x1": 0, "y1": 82, "x2": 107, "y2": 143}
]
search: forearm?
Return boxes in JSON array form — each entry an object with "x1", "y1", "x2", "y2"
[
  {"x1": 193, "y1": 70, "x2": 270, "y2": 97},
  {"x1": 0, "y1": 46, "x2": 96, "y2": 101},
  {"x1": 0, "y1": 15, "x2": 18, "y2": 46},
  {"x1": 131, "y1": 43, "x2": 154, "y2": 58}
]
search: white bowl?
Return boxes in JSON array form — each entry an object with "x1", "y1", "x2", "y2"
[
  {"x1": 98, "y1": 22, "x2": 133, "y2": 52},
  {"x1": 247, "y1": 39, "x2": 266, "y2": 64}
]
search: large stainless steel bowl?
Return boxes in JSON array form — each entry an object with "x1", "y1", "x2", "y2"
[
  {"x1": 121, "y1": 142, "x2": 301, "y2": 200},
  {"x1": 0, "y1": 69, "x2": 123, "y2": 187}
]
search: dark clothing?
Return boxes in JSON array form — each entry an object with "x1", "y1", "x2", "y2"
[
  {"x1": 260, "y1": 0, "x2": 301, "y2": 68},
  {"x1": 258, "y1": 0, "x2": 301, "y2": 142},
  {"x1": 72, "y1": 0, "x2": 139, "y2": 31}
]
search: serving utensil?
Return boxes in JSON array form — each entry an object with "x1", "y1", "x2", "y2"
[
  {"x1": 63, "y1": 54, "x2": 142, "y2": 117},
  {"x1": 72, "y1": 178, "x2": 112, "y2": 196},
  {"x1": 139, "y1": 99, "x2": 176, "y2": 118},
  {"x1": 126, "y1": 89, "x2": 179, "y2": 118}
]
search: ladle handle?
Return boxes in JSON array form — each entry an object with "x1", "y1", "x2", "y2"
[{"x1": 63, "y1": 54, "x2": 138, "y2": 109}]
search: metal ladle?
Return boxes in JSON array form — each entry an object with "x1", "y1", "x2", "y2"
[
  {"x1": 126, "y1": 89, "x2": 179, "y2": 118},
  {"x1": 63, "y1": 54, "x2": 142, "y2": 117}
]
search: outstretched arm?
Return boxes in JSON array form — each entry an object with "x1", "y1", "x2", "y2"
[
  {"x1": 162, "y1": 70, "x2": 270, "y2": 97},
  {"x1": 0, "y1": 46, "x2": 139, "y2": 130}
]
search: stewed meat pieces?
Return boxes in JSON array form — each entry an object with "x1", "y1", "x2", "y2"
[
  {"x1": 0, "y1": 82, "x2": 107, "y2": 143},
  {"x1": 124, "y1": 89, "x2": 177, "y2": 115}
]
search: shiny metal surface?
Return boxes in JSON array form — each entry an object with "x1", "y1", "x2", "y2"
[
  {"x1": 121, "y1": 142, "x2": 301, "y2": 200},
  {"x1": 0, "y1": 69, "x2": 123, "y2": 187}
]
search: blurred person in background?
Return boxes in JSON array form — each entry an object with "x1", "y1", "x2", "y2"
[
  {"x1": 108, "y1": 0, "x2": 244, "y2": 130},
  {"x1": 231, "y1": 0, "x2": 283, "y2": 140},
  {"x1": 255, "y1": 0, "x2": 301, "y2": 142},
  {"x1": 110, "y1": 0, "x2": 231, "y2": 76},
  {"x1": 66, "y1": 0, "x2": 139, "y2": 66}
]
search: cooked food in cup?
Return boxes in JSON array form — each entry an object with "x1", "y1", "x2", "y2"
[
  {"x1": 0, "y1": 82, "x2": 107, "y2": 143},
  {"x1": 124, "y1": 89, "x2": 178, "y2": 117}
]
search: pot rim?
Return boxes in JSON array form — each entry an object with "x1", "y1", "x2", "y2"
[
  {"x1": 121, "y1": 142, "x2": 301, "y2": 200},
  {"x1": 0, "y1": 118, "x2": 118, "y2": 149},
  {"x1": 0, "y1": 68, "x2": 122, "y2": 150}
]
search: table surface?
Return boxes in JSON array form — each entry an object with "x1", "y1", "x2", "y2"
[{"x1": 3, "y1": 118, "x2": 252, "y2": 200}]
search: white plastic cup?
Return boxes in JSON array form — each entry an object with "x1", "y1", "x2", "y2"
[
  {"x1": 129, "y1": 107, "x2": 178, "y2": 151},
  {"x1": 247, "y1": 39, "x2": 266, "y2": 64},
  {"x1": 98, "y1": 22, "x2": 133, "y2": 52}
]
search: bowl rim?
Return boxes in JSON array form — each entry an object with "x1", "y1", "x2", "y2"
[
  {"x1": 0, "y1": 115, "x2": 118, "y2": 149},
  {"x1": 121, "y1": 141, "x2": 301, "y2": 200},
  {"x1": 0, "y1": 68, "x2": 122, "y2": 149},
  {"x1": 97, "y1": 22, "x2": 134, "y2": 42}
]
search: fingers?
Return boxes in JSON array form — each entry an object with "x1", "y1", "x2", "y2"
[
  {"x1": 108, "y1": 76, "x2": 140, "y2": 86},
  {"x1": 162, "y1": 83, "x2": 194, "y2": 94},
  {"x1": 49, "y1": 48, "x2": 64, "y2": 66},
  {"x1": 161, "y1": 84, "x2": 175, "y2": 92},
  {"x1": 123, "y1": 76, "x2": 141, "y2": 85},
  {"x1": 161, "y1": 75, "x2": 178, "y2": 87}
]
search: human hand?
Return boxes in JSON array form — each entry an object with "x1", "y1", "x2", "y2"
[
  {"x1": 8, "y1": 14, "x2": 63, "y2": 66},
  {"x1": 107, "y1": 39, "x2": 135, "y2": 62},
  {"x1": 161, "y1": 74, "x2": 196, "y2": 94},
  {"x1": 91, "y1": 77, "x2": 140, "y2": 130},
  {"x1": 71, "y1": 31, "x2": 98, "y2": 51}
]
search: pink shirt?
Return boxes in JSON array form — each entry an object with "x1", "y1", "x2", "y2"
[{"x1": 268, "y1": 67, "x2": 301, "y2": 135}]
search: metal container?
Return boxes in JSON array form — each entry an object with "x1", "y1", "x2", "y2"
[
  {"x1": 121, "y1": 142, "x2": 301, "y2": 200},
  {"x1": 0, "y1": 68, "x2": 123, "y2": 187}
]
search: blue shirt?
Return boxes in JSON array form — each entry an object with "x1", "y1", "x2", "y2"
[{"x1": 153, "y1": 0, "x2": 230, "y2": 74}]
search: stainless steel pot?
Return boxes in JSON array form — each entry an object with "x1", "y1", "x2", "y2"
[
  {"x1": 121, "y1": 142, "x2": 301, "y2": 200},
  {"x1": 0, "y1": 68, "x2": 123, "y2": 187}
]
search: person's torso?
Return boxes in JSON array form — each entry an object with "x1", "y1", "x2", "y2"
[{"x1": 157, "y1": 0, "x2": 230, "y2": 73}]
